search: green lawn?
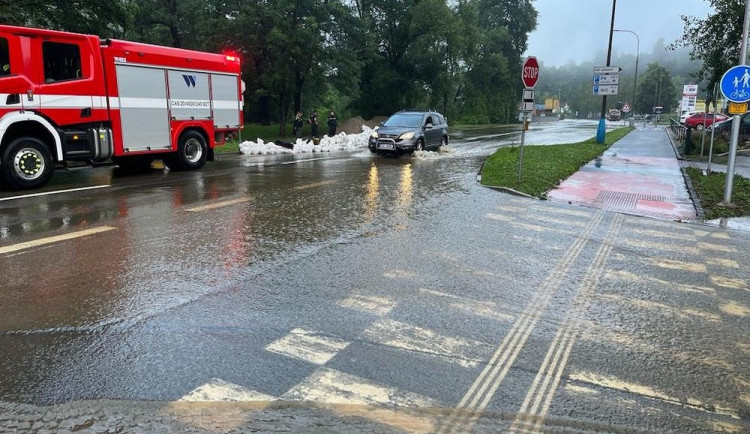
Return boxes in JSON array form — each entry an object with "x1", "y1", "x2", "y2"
[
  {"x1": 685, "y1": 167, "x2": 750, "y2": 219},
  {"x1": 480, "y1": 127, "x2": 634, "y2": 198}
]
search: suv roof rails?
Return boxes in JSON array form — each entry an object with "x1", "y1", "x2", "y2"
[{"x1": 399, "y1": 108, "x2": 438, "y2": 113}]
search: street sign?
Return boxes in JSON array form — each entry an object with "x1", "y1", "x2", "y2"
[
  {"x1": 522, "y1": 56, "x2": 540, "y2": 89},
  {"x1": 720, "y1": 64, "x2": 750, "y2": 103},
  {"x1": 681, "y1": 96, "x2": 697, "y2": 111},
  {"x1": 521, "y1": 88, "x2": 534, "y2": 112},
  {"x1": 593, "y1": 74, "x2": 619, "y2": 85},
  {"x1": 622, "y1": 102, "x2": 631, "y2": 113},
  {"x1": 593, "y1": 66, "x2": 621, "y2": 74},
  {"x1": 728, "y1": 102, "x2": 748, "y2": 114},
  {"x1": 593, "y1": 85, "x2": 618, "y2": 96},
  {"x1": 683, "y1": 84, "x2": 698, "y2": 96}
]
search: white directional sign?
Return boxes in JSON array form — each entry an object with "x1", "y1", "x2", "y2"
[
  {"x1": 593, "y1": 85, "x2": 619, "y2": 96},
  {"x1": 522, "y1": 88, "x2": 535, "y2": 112},
  {"x1": 594, "y1": 74, "x2": 619, "y2": 85},
  {"x1": 593, "y1": 66, "x2": 621, "y2": 74}
]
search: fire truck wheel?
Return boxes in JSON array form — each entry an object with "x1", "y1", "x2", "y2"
[
  {"x1": 172, "y1": 130, "x2": 207, "y2": 171},
  {"x1": 2, "y1": 137, "x2": 54, "y2": 190}
]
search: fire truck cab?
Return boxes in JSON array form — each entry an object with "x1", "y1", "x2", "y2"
[{"x1": 0, "y1": 25, "x2": 243, "y2": 189}]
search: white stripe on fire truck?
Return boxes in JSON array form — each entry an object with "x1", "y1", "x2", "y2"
[
  {"x1": 117, "y1": 97, "x2": 169, "y2": 109},
  {"x1": 212, "y1": 100, "x2": 242, "y2": 110}
]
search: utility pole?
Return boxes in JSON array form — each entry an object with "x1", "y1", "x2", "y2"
[
  {"x1": 597, "y1": 0, "x2": 617, "y2": 143},
  {"x1": 724, "y1": 0, "x2": 750, "y2": 204}
]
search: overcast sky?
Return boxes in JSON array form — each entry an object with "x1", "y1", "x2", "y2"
[{"x1": 525, "y1": 0, "x2": 714, "y2": 67}]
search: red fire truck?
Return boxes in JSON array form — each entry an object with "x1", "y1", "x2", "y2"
[{"x1": 0, "y1": 25, "x2": 243, "y2": 189}]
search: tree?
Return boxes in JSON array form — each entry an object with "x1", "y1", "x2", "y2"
[
  {"x1": 0, "y1": 0, "x2": 135, "y2": 37},
  {"x1": 636, "y1": 63, "x2": 677, "y2": 114},
  {"x1": 673, "y1": 0, "x2": 743, "y2": 90}
]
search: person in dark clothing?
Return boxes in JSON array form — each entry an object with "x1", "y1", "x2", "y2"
[
  {"x1": 327, "y1": 111, "x2": 337, "y2": 137},
  {"x1": 309, "y1": 110, "x2": 319, "y2": 138},
  {"x1": 293, "y1": 111, "x2": 303, "y2": 139}
]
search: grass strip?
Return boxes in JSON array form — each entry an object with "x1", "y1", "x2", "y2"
[
  {"x1": 685, "y1": 167, "x2": 750, "y2": 219},
  {"x1": 480, "y1": 127, "x2": 633, "y2": 198}
]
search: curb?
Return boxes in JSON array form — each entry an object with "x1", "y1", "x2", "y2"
[
  {"x1": 665, "y1": 128, "x2": 705, "y2": 221},
  {"x1": 483, "y1": 185, "x2": 539, "y2": 199}
]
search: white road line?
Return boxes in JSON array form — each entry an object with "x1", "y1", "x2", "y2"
[
  {"x1": 0, "y1": 226, "x2": 116, "y2": 255},
  {"x1": 186, "y1": 197, "x2": 250, "y2": 212},
  {"x1": 280, "y1": 157, "x2": 327, "y2": 165},
  {"x1": 0, "y1": 185, "x2": 110, "y2": 202}
]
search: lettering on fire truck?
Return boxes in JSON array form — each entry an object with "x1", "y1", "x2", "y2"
[{"x1": 0, "y1": 25, "x2": 244, "y2": 189}]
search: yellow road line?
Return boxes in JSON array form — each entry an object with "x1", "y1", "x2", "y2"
[
  {"x1": 436, "y1": 212, "x2": 604, "y2": 434},
  {"x1": 186, "y1": 197, "x2": 250, "y2": 212},
  {"x1": 509, "y1": 215, "x2": 623, "y2": 433},
  {"x1": 0, "y1": 226, "x2": 116, "y2": 255}
]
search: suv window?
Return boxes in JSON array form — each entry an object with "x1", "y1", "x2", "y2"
[
  {"x1": 0, "y1": 38, "x2": 10, "y2": 76},
  {"x1": 43, "y1": 41, "x2": 82, "y2": 83},
  {"x1": 384, "y1": 113, "x2": 423, "y2": 128}
]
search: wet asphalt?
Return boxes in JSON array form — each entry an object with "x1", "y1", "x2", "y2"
[{"x1": 0, "y1": 120, "x2": 748, "y2": 433}]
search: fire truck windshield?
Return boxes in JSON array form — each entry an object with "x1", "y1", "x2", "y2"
[{"x1": 0, "y1": 38, "x2": 10, "y2": 76}]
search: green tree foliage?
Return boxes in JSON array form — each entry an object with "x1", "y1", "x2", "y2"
[
  {"x1": 0, "y1": 0, "x2": 135, "y2": 36},
  {"x1": 5, "y1": 0, "x2": 539, "y2": 126},
  {"x1": 673, "y1": 0, "x2": 743, "y2": 89},
  {"x1": 635, "y1": 63, "x2": 677, "y2": 114}
]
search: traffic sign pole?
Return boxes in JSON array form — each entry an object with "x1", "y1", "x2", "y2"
[
  {"x1": 598, "y1": 0, "x2": 618, "y2": 144},
  {"x1": 518, "y1": 57, "x2": 539, "y2": 184}
]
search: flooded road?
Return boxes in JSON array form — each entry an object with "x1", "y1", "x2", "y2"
[{"x1": 0, "y1": 120, "x2": 747, "y2": 433}]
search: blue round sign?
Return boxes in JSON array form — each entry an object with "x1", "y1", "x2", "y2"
[{"x1": 720, "y1": 64, "x2": 750, "y2": 103}]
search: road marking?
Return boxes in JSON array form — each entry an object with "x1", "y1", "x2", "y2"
[
  {"x1": 532, "y1": 214, "x2": 587, "y2": 227},
  {"x1": 710, "y1": 232, "x2": 730, "y2": 239},
  {"x1": 436, "y1": 211, "x2": 605, "y2": 434},
  {"x1": 599, "y1": 293, "x2": 721, "y2": 322},
  {"x1": 509, "y1": 215, "x2": 623, "y2": 433},
  {"x1": 719, "y1": 301, "x2": 749, "y2": 317},
  {"x1": 179, "y1": 378, "x2": 276, "y2": 402},
  {"x1": 282, "y1": 367, "x2": 439, "y2": 407},
  {"x1": 362, "y1": 319, "x2": 492, "y2": 368},
  {"x1": 265, "y1": 328, "x2": 350, "y2": 365},
  {"x1": 710, "y1": 275, "x2": 749, "y2": 291},
  {"x1": 603, "y1": 270, "x2": 715, "y2": 295},
  {"x1": 540, "y1": 207, "x2": 592, "y2": 218},
  {"x1": 186, "y1": 197, "x2": 250, "y2": 212},
  {"x1": 0, "y1": 185, "x2": 110, "y2": 202},
  {"x1": 293, "y1": 179, "x2": 337, "y2": 190},
  {"x1": 338, "y1": 295, "x2": 395, "y2": 316},
  {"x1": 646, "y1": 258, "x2": 707, "y2": 273},
  {"x1": 420, "y1": 288, "x2": 514, "y2": 322},
  {"x1": 0, "y1": 226, "x2": 116, "y2": 255},
  {"x1": 697, "y1": 242, "x2": 736, "y2": 253},
  {"x1": 627, "y1": 228, "x2": 696, "y2": 241},
  {"x1": 707, "y1": 258, "x2": 739, "y2": 269},
  {"x1": 622, "y1": 239, "x2": 699, "y2": 255},
  {"x1": 484, "y1": 213, "x2": 513, "y2": 222},
  {"x1": 568, "y1": 371, "x2": 741, "y2": 419},
  {"x1": 280, "y1": 157, "x2": 328, "y2": 165}
]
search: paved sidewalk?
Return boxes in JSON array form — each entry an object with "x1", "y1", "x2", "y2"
[{"x1": 547, "y1": 126, "x2": 697, "y2": 221}]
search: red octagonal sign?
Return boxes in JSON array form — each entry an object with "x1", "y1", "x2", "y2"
[{"x1": 522, "y1": 56, "x2": 539, "y2": 89}]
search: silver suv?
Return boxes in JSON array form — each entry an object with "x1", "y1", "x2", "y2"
[{"x1": 368, "y1": 109, "x2": 449, "y2": 155}]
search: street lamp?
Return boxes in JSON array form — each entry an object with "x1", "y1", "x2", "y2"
[{"x1": 614, "y1": 29, "x2": 639, "y2": 117}]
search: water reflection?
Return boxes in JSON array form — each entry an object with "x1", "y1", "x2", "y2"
[
  {"x1": 364, "y1": 163, "x2": 379, "y2": 223},
  {"x1": 396, "y1": 163, "x2": 413, "y2": 217}
]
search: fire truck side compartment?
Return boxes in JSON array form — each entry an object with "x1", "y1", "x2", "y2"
[{"x1": 114, "y1": 64, "x2": 170, "y2": 152}]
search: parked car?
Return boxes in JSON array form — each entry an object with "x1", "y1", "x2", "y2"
[
  {"x1": 368, "y1": 109, "x2": 449, "y2": 155},
  {"x1": 683, "y1": 112, "x2": 729, "y2": 130},
  {"x1": 713, "y1": 112, "x2": 750, "y2": 141},
  {"x1": 679, "y1": 110, "x2": 700, "y2": 124}
]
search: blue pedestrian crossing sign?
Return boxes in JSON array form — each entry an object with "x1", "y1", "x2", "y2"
[{"x1": 720, "y1": 65, "x2": 750, "y2": 103}]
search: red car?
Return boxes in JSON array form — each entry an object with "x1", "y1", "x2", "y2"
[{"x1": 684, "y1": 112, "x2": 729, "y2": 130}]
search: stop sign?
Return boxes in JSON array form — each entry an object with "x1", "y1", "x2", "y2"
[{"x1": 522, "y1": 56, "x2": 540, "y2": 89}]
